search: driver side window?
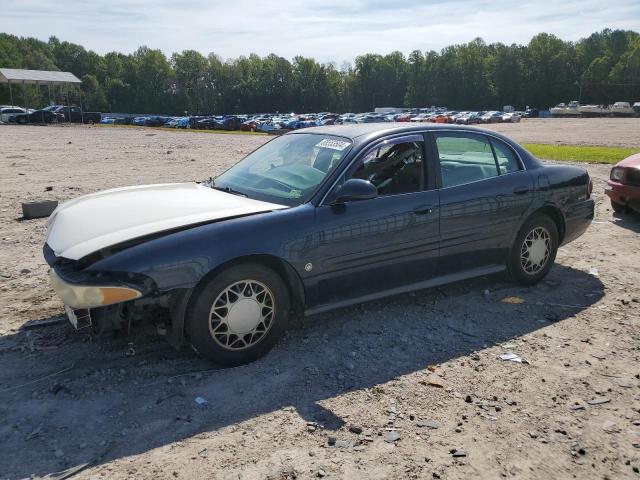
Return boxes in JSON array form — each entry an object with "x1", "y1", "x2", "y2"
[{"x1": 349, "y1": 139, "x2": 424, "y2": 196}]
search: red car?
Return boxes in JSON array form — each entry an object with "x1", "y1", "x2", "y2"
[{"x1": 605, "y1": 153, "x2": 640, "y2": 213}]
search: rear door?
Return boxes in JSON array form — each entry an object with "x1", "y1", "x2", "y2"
[
  {"x1": 432, "y1": 131, "x2": 533, "y2": 274},
  {"x1": 310, "y1": 134, "x2": 440, "y2": 306}
]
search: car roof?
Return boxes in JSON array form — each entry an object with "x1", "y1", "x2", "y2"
[{"x1": 287, "y1": 122, "x2": 543, "y2": 170}]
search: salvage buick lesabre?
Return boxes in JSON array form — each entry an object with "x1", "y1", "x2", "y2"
[{"x1": 44, "y1": 124, "x2": 594, "y2": 365}]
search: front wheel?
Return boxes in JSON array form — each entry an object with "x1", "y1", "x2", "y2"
[
  {"x1": 508, "y1": 214, "x2": 559, "y2": 286},
  {"x1": 185, "y1": 263, "x2": 290, "y2": 366}
]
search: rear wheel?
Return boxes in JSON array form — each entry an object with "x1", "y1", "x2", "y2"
[
  {"x1": 186, "y1": 263, "x2": 290, "y2": 366},
  {"x1": 508, "y1": 214, "x2": 559, "y2": 286},
  {"x1": 611, "y1": 199, "x2": 625, "y2": 213}
]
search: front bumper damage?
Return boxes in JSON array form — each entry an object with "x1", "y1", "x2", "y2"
[
  {"x1": 50, "y1": 269, "x2": 143, "y2": 309},
  {"x1": 44, "y1": 243, "x2": 188, "y2": 344},
  {"x1": 44, "y1": 243, "x2": 155, "y2": 307}
]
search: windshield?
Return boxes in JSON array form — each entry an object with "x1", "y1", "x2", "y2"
[{"x1": 213, "y1": 133, "x2": 352, "y2": 206}]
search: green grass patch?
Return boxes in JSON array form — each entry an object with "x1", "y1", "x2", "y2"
[{"x1": 522, "y1": 143, "x2": 639, "y2": 164}]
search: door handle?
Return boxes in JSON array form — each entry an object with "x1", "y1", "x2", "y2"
[
  {"x1": 513, "y1": 186, "x2": 530, "y2": 195},
  {"x1": 413, "y1": 205, "x2": 434, "y2": 215}
]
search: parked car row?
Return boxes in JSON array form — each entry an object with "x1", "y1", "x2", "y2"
[
  {"x1": 96, "y1": 107, "x2": 535, "y2": 133},
  {"x1": 0, "y1": 104, "x2": 101, "y2": 124}
]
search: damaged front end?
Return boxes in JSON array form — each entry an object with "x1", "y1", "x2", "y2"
[{"x1": 44, "y1": 243, "x2": 179, "y2": 339}]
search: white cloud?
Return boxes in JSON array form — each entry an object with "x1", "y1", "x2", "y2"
[{"x1": 1, "y1": 0, "x2": 639, "y2": 63}]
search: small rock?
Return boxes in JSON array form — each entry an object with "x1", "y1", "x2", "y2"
[
  {"x1": 417, "y1": 420, "x2": 439, "y2": 429},
  {"x1": 465, "y1": 395, "x2": 472, "y2": 403},
  {"x1": 451, "y1": 449, "x2": 467, "y2": 457},
  {"x1": 335, "y1": 439, "x2": 349, "y2": 448},
  {"x1": 602, "y1": 421, "x2": 620, "y2": 433},
  {"x1": 327, "y1": 436, "x2": 336, "y2": 446},
  {"x1": 587, "y1": 397, "x2": 610, "y2": 406},
  {"x1": 349, "y1": 425, "x2": 363, "y2": 434},
  {"x1": 317, "y1": 470, "x2": 326, "y2": 478},
  {"x1": 455, "y1": 427, "x2": 462, "y2": 433},
  {"x1": 528, "y1": 431, "x2": 539, "y2": 439},
  {"x1": 384, "y1": 431, "x2": 401, "y2": 443}
]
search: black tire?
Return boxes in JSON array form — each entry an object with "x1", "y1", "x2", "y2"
[
  {"x1": 185, "y1": 263, "x2": 290, "y2": 366},
  {"x1": 508, "y1": 214, "x2": 559, "y2": 286},
  {"x1": 611, "y1": 199, "x2": 625, "y2": 213}
]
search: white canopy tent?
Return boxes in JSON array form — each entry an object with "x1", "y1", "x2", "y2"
[{"x1": 0, "y1": 68, "x2": 83, "y2": 121}]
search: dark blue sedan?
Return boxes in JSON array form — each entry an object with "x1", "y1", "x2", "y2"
[{"x1": 44, "y1": 124, "x2": 594, "y2": 365}]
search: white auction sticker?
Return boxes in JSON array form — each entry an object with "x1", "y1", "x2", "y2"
[{"x1": 316, "y1": 138, "x2": 351, "y2": 151}]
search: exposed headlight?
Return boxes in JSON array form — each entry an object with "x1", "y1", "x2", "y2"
[
  {"x1": 50, "y1": 270, "x2": 142, "y2": 309},
  {"x1": 610, "y1": 167, "x2": 625, "y2": 181}
]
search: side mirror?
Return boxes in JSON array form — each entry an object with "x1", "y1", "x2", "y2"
[{"x1": 332, "y1": 178, "x2": 377, "y2": 204}]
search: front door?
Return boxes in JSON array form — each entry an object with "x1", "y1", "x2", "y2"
[{"x1": 309, "y1": 134, "x2": 440, "y2": 306}]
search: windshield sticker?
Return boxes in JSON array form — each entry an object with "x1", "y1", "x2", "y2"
[{"x1": 316, "y1": 139, "x2": 350, "y2": 151}]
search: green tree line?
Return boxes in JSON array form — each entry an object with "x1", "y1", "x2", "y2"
[{"x1": 1, "y1": 29, "x2": 639, "y2": 114}]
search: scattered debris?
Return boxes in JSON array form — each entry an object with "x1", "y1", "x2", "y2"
[
  {"x1": 21, "y1": 200, "x2": 58, "y2": 220},
  {"x1": 498, "y1": 352, "x2": 528, "y2": 364},
  {"x1": 335, "y1": 439, "x2": 349, "y2": 448},
  {"x1": 602, "y1": 420, "x2": 620, "y2": 433},
  {"x1": 416, "y1": 420, "x2": 439, "y2": 429},
  {"x1": 384, "y1": 431, "x2": 401, "y2": 443},
  {"x1": 450, "y1": 449, "x2": 467, "y2": 457},
  {"x1": 420, "y1": 379, "x2": 444, "y2": 388},
  {"x1": 501, "y1": 296, "x2": 524, "y2": 304}
]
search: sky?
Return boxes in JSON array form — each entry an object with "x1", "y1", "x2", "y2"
[{"x1": 2, "y1": 0, "x2": 640, "y2": 64}]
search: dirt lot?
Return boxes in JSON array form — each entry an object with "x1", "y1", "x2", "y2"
[{"x1": 0, "y1": 122, "x2": 639, "y2": 480}]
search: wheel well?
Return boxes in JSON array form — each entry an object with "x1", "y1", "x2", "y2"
[
  {"x1": 189, "y1": 254, "x2": 305, "y2": 319},
  {"x1": 533, "y1": 206, "x2": 566, "y2": 243}
]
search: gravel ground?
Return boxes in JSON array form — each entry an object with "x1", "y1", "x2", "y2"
[{"x1": 0, "y1": 123, "x2": 639, "y2": 480}]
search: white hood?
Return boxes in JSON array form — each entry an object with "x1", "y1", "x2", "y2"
[{"x1": 46, "y1": 183, "x2": 287, "y2": 260}]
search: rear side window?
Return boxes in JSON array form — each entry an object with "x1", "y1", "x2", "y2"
[
  {"x1": 435, "y1": 134, "x2": 499, "y2": 188},
  {"x1": 491, "y1": 139, "x2": 521, "y2": 174}
]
